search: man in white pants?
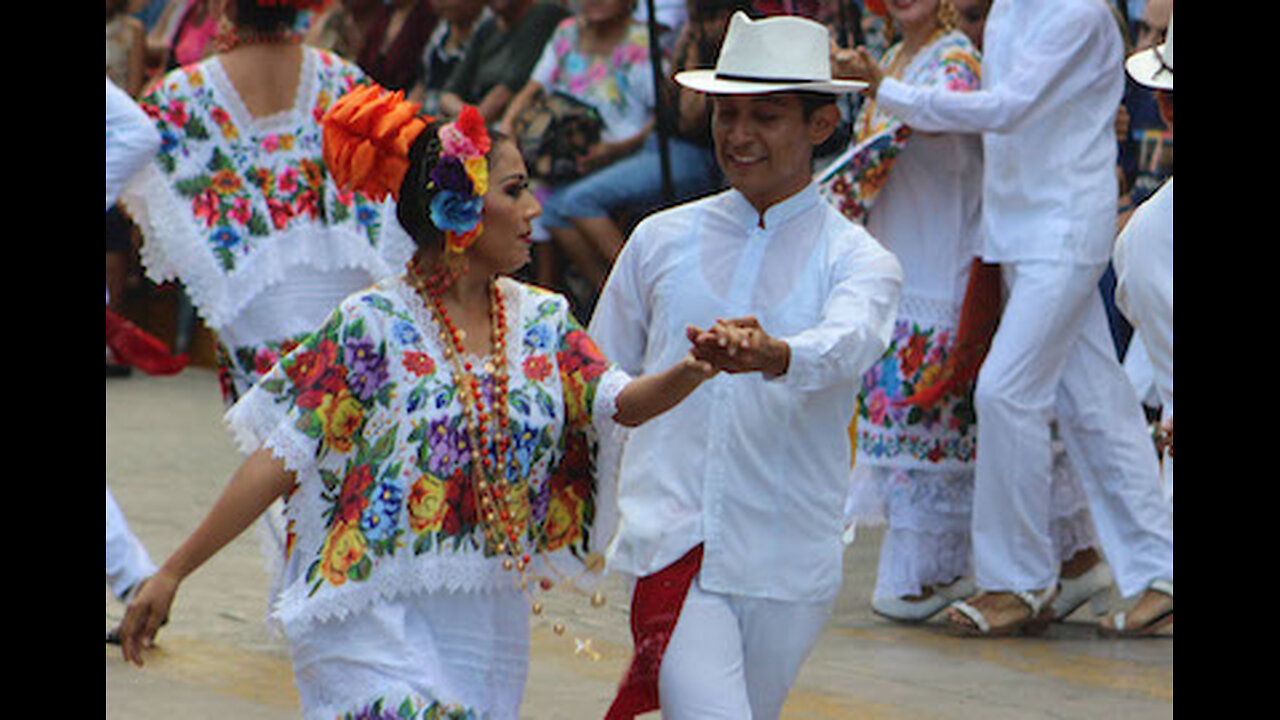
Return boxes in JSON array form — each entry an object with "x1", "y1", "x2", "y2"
[
  {"x1": 837, "y1": 0, "x2": 1173, "y2": 636},
  {"x1": 592, "y1": 13, "x2": 901, "y2": 718}
]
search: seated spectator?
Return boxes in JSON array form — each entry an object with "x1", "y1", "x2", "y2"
[
  {"x1": 407, "y1": 0, "x2": 492, "y2": 115},
  {"x1": 500, "y1": 0, "x2": 662, "y2": 296},
  {"x1": 521, "y1": 0, "x2": 743, "y2": 298},
  {"x1": 304, "y1": 0, "x2": 382, "y2": 61},
  {"x1": 438, "y1": 0, "x2": 571, "y2": 122},
  {"x1": 356, "y1": 0, "x2": 438, "y2": 91}
]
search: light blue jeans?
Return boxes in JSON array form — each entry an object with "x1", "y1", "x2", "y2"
[{"x1": 539, "y1": 134, "x2": 723, "y2": 228}]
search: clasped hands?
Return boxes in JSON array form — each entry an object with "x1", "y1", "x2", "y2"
[{"x1": 684, "y1": 316, "x2": 790, "y2": 377}]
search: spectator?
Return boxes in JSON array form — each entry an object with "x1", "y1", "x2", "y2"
[
  {"x1": 356, "y1": 0, "x2": 438, "y2": 91},
  {"x1": 305, "y1": 0, "x2": 382, "y2": 61},
  {"x1": 438, "y1": 0, "x2": 571, "y2": 122},
  {"x1": 501, "y1": 0, "x2": 658, "y2": 293},
  {"x1": 108, "y1": 0, "x2": 149, "y2": 97},
  {"x1": 407, "y1": 0, "x2": 492, "y2": 114}
]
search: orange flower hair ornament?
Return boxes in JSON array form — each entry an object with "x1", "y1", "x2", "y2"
[{"x1": 322, "y1": 84, "x2": 491, "y2": 255}]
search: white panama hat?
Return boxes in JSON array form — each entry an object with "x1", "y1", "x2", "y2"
[
  {"x1": 1126, "y1": 14, "x2": 1173, "y2": 91},
  {"x1": 675, "y1": 11, "x2": 866, "y2": 95}
]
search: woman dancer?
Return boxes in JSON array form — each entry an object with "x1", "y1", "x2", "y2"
[{"x1": 118, "y1": 84, "x2": 715, "y2": 720}]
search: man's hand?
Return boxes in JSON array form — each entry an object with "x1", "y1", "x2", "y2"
[{"x1": 686, "y1": 316, "x2": 790, "y2": 376}]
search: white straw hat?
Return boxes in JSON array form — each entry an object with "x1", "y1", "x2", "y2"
[
  {"x1": 1126, "y1": 14, "x2": 1173, "y2": 90},
  {"x1": 675, "y1": 12, "x2": 866, "y2": 95}
]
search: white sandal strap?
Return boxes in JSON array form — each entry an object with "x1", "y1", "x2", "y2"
[
  {"x1": 1112, "y1": 611, "x2": 1128, "y2": 631},
  {"x1": 1013, "y1": 590, "x2": 1044, "y2": 615},
  {"x1": 949, "y1": 600, "x2": 990, "y2": 634},
  {"x1": 1149, "y1": 579, "x2": 1173, "y2": 599}
]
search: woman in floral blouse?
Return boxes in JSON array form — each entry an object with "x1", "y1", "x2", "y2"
[
  {"x1": 122, "y1": 0, "x2": 414, "y2": 408},
  {"x1": 118, "y1": 83, "x2": 715, "y2": 720}
]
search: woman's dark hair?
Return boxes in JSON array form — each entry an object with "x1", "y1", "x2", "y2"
[
  {"x1": 396, "y1": 123, "x2": 512, "y2": 251},
  {"x1": 234, "y1": 0, "x2": 297, "y2": 33}
]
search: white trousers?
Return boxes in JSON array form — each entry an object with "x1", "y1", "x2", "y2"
[
  {"x1": 106, "y1": 484, "x2": 157, "y2": 600},
  {"x1": 658, "y1": 576, "x2": 835, "y2": 720},
  {"x1": 972, "y1": 261, "x2": 1173, "y2": 598}
]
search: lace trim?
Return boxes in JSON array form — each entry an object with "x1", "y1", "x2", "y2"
[
  {"x1": 204, "y1": 48, "x2": 318, "y2": 135},
  {"x1": 896, "y1": 294, "x2": 961, "y2": 328},
  {"x1": 123, "y1": 163, "x2": 408, "y2": 331},
  {"x1": 584, "y1": 366, "x2": 632, "y2": 579},
  {"x1": 392, "y1": 274, "x2": 524, "y2": 376}
]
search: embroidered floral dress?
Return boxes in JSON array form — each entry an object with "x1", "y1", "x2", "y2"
[
  {"x1": 833, "y1": 31, "x2": 984, "y2": 599},
  {"x1": 847, "y1": 30, "x2": 983, "y2": 473},
  {"x1": 225, "y1": 275, "x2": 629, "y2": 719},
  {"x1": 122, "y1": 47, "x2": 415, "y2": 406}
]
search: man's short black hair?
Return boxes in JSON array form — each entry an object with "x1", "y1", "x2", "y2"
[{"x1": 794, "y1": 91, "x2": 838, "y2": 120}]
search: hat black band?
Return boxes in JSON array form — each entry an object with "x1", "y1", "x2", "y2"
[
  {"x1": 1150, "y1": 44, "x2": 1173, "y2": 81},
  {"x1": 714, "y1": 72, "x2": 826, "y2": 85}
]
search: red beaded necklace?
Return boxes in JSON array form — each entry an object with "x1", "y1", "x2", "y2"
[
  {"x1": 405, "y1": 257, "x2": 533, "y2": 576},
  {"x1": 407, "y1": 257, "x2": 609, "y2": 638}
]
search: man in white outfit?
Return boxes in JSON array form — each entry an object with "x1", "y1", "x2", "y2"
[
  {"x1": 591, "y1": 13, "x2": 902, "y2": 718},
  {"x1": 106, "y1": 76, "x2": 162, "y2": 643},
  {"x1": 838, "y1": 0, "x2": 1173, "y2": 636},
  {"x1": 1113, "y1": 17, "x2": 1173, "y2": 503}
]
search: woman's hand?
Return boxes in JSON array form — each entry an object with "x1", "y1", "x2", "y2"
[
  {"x1": 830, "y1": 43, "x2": 884, "y2": 97},
  {"x1": 118, "y1": 570, "x2": 179, "y2": 667}
]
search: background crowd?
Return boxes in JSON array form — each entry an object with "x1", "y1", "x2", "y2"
[{"x1": 108, "y1": 0, "x2": 1171, "y2": 345}]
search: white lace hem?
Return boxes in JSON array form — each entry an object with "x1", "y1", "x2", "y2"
[{"x1": 121, "y1": 164, "x2": 411, "y2": 332}]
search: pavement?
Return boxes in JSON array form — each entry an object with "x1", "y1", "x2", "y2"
[{"x1": 107, "y1": 368, "x2": 1173, "y2": 719}]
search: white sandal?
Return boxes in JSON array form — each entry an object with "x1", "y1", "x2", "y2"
[
  {"x1": 1100, "y1": 579, "x2": 1173, "y2": 637},
  {"x1": 873, "y1": 577, "x2": 976, "y2": 623},
  {"x1": 946, "y1": 587, "x2": 1057, "y2": 637}
]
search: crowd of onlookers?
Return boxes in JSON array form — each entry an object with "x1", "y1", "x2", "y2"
[{"x1": 108, "y1": 0, "x2": 1170, "y2": 355}]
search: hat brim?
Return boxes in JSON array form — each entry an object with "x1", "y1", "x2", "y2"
[
  {"x1": 675, "y1": 69, "x2": 866, "y2": 96},
  {"x1": 1126, "y1": 50, "x2": 1173, "y2": 91}
]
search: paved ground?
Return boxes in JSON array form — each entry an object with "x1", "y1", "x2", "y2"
[{"x1": 107, "y1": 368, "x2": 1173, "y2": 719}]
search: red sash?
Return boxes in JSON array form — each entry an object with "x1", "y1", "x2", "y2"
[
  {"x1": 106, "y1": 307, "x2": 189, "y2": 376},
  {"x1": 604, "y1": 544, "x2": 704, "y2": 720}
]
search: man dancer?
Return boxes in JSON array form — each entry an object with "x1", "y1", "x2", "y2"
[
  {"x1": 591, "y1": 12, "x2": 902, "y2": 718},
  {"x1": 836, "y1": 0, "x2": 1174, "y2": 636}
]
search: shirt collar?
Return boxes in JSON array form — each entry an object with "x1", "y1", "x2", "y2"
[{"x1": 727, "y1": 182, "x2": 821, "y2": 231}]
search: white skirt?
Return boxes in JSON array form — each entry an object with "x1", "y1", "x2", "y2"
[
  {"x1": 287, "y1": 588, "x2": 530, "y2": 720},
  {"x1": 847, "y1": 430, "x2": 1100, "y2": 599}
]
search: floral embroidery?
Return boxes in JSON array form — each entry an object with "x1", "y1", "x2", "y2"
[
  {"x1": 339, "y1": 695, "x2": 477, "y2": 720},
  {"x1": 137, "y1": 49, "x2": 383, "y2": 273},
  {"x1": 216, "y1": 334, "x2": 311, "y2": 407},
  {"x1": 856, "y1": 319, "x2": 977, "y2": 466},
  {"x1": 251, "y1": 279, "x2": 611, "y2": 594},
  {"x1": 543, "y1": 19, "x2": 650, "y2": 112},
  {"x1": 819, "y1": 31, "x2": 979, "y2": 225}
]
